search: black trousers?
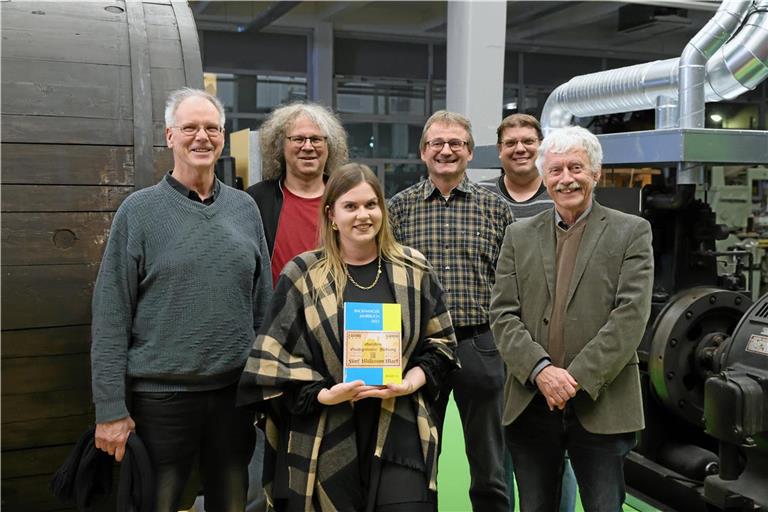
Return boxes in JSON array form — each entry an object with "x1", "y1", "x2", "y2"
[
  {"x1": 131, "y1": 383, "x2": 256, "y2": 512},
  {"x1": 369, "y1": 461, "x2": 434, "y2": 512},
  {"x1": 506, "y1": 394, "x2": 636, "y2": 512},
  {"x1": 432, "y1": 325, "x2": 509, "y2": 512}
]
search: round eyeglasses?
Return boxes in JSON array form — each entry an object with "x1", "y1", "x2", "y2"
[{"x1": 286, "y1": 135, "x2": 327, "y2": 147}]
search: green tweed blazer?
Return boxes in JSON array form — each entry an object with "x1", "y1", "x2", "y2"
[
  {"x1": 490, "y1": 202, "x2": 653, "y2": 434},
  {"x1": 238, "y1": 247, "x2": 457, "y2": 511}
]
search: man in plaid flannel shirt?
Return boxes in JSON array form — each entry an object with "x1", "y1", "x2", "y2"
[{"x1": 388, "y1": 111, "x2": 514, "y2": 511}]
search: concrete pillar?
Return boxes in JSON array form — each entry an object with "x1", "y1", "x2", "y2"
[
  {"x1": 309, "y1": 21, "x2": 334, "y2": 107},
  {"x1": 446, "y1": 1, "x2": 507, "y2": 146}
]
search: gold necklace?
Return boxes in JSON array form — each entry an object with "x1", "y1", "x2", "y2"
[{"x1": 345, "y1": 256, "x2": 382, "y2": 290}]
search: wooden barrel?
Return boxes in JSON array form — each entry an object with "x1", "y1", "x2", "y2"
[{"x1": 1, "y1": 1, "x2": 202, "y2": 509}]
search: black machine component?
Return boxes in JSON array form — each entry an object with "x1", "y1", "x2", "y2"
[
  {"x1": 703, "y1": 295, "x2": 768, "y2": 511},
  {"x1": 642, "y1": 185, "x2": 729, "y2": 305},
  {"x1": 648, "y1": 288, "x2": 751, "y2": 428},
  {"x1": 619, "y1": 184, "x2": 767, "y2": 511}
]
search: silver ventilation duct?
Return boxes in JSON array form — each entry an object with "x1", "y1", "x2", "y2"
[
  {"x1": 678, "y1": 0, "x2": 749, "y2": 128},
  {"x1": 706, "y1": 4, "x2": 768, "y2": 100},
  {"x1": 541, "y1": 0, "x2": 768, "y2": 132}
]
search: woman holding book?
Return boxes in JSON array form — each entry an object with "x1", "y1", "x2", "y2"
[{"x1": 238, "y1": 163, "x2": 458, "y2": 512}]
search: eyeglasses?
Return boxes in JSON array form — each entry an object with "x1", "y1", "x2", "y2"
[
  {"x1": 286, "y1": 135, "x2": 327, "y2": 147},
  {"x1": 174, "y1": 125, "x2": 224, "y2": 137},
  {"x1": 426, "y1": 139, "x2": 468, "y2": 151},
  {"x1": 502, "y1": 138, "x2": 539, "y2": 149}
]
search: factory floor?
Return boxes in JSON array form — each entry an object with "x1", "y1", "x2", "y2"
[
  {"x1": 184, "y1": 395, "x2": 658, "y2": 512},
  {"x1": 437, "y1": 397, "x2": 661, "y2": 512}
]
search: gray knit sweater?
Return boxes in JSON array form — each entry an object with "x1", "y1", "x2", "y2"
[{"x1": 91, "y1": 177, "x2": 273, "y2": 423}]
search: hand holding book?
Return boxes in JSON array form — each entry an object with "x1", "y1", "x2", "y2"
[
  {"x1": 353, "y1": 366, "x2": 426, "y2": 401},
  {"x1": 318, "y1": 380, "x2": 368, "y2": 405}
]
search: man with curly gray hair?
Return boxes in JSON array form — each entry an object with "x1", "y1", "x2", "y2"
[
  {"x1": 246, "y1": 103, "x2": 348, "y2": 284},
  {"x1": 491, "y1": 126, "x2": 653, "y2": 512}
]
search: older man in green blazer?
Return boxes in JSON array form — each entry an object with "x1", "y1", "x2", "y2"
[{"x1": 490, "y1": 126, "x2": 653, "y2": 512}]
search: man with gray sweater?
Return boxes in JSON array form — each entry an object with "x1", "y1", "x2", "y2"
[{"x1": 91, "y1": 88, "x2": 272, "y2": 511}]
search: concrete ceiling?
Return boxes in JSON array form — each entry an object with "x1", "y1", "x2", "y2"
[{"x1": 190, "y1": 0, "x2": 722, "y2": 59}]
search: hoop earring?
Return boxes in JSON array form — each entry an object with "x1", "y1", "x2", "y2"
[{"x1": 331, "y1": 222, "x2": 338, "y2": 231}]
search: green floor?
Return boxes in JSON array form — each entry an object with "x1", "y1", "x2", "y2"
[{"x1": 436, "y1": 396, "x2": 660, "y2": 512}]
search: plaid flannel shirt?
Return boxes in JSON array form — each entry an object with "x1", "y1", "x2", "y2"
[{"x1": 388, "y1": 175, "x2": 515, "y2": 328}]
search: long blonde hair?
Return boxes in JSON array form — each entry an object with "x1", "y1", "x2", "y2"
[{"x1": 312, "y1": 163, "x2": 422, "y2": 302}]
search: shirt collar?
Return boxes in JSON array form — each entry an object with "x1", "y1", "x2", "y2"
[
  {"x1": 422, "y1": 174, "x2": 473, "y2": 200},
  {"x1": 166, "y1": 171, "x2": 220, "y2": 204},
  {"x1": 555, "y1": 202, "x2": 593, "y2": 230}
]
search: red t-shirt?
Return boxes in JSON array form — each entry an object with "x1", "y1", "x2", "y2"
[{"x1": 271, "y1": 186, "x2": 322, "y2": 285}]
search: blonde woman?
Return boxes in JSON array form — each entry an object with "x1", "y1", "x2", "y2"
[{"x1": 239, "y1": 163, "x2": 458, "y2": 511}]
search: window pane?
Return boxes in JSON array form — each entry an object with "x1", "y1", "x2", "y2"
[
  {"x1": 337, "y1": 82, "x2": 377, "y2": 114},
  {"x1": 337, "y1": 79, "x2": 428, "y2": 115},
  {"x1": 237, "y1": 76, "x2": 258, "y2": 112},
  {"x1": 237, "y1": 118, "x2": 264, "y2": 132},
  {"x1": 346, "y1": 123, "x2": 374, "y2": 158},
  {"x1": 432, "y1": 83, "x2": 446, "y2": 113},
  {"x1": 217, "y1": 79, "x2": 235, "y2": 113},
  {"x1": 373, "y1": 124, "x2": 422, "y2": 159},
  {"x1": 384, "y1": 163, "x2": 426, "y2": 198},
  {"x1": 237, "y1": 75, "x2": 306, "y2": 113},
  {"x1": 256, "y1": 75, "x2": 307, "y2": 110},
  {"x1": 374, "y1": 124, "x2": 392, "y2": 158},
  {"x1": 388, "y1": 85, "x2": 426, "y2": 115}
]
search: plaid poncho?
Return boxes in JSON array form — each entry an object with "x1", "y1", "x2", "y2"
[{"x1": 238, "y1": 248, "x2": 457, "y2": 511}]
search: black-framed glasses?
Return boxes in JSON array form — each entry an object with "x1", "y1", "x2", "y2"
[
  {"x1": 174, "y1": 124, "x2": 224, "y2": 137},
  {"x1": 502, "y1": 138, "x2": 539, "y2": 149},
  {"x1": 286, "y1": 135, "x2": 327, "y2": 147},
  {"x1": 426, "y1": 139, "x2": 468, "y2": 151}
]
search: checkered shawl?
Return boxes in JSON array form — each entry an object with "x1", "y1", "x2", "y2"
[{"x1": 238, "y1": 247, "x2": 457, "y2": 511}]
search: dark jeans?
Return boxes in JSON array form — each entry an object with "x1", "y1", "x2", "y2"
[
  {"x1": 131, "y1": 383, "x2": 256, "y2": 512},
  {"x1": 504, "y1": 450, "x2": 577, "y2": 512},
  {"x1": 505, "y1": 394, "x2": 636, "y2": 512},
  {"x1": 433, "y1": 326, "x2": 509, "y2": 512}
]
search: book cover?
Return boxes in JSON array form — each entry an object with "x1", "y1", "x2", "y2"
[{"x1": 343, "y1": 302, "x2": 402, "y2": 385}]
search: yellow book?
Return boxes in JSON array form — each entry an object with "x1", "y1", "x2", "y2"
[{"x1": 343, "y1": 302, "x2": 402, "y2": 385}]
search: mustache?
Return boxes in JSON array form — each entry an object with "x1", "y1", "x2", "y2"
[{"x1": 554, "y1": 182, "x2": 582, "y2": 192}]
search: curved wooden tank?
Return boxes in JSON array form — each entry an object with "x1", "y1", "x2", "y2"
[{"x1": 1, "y1": 1, "x2": 202, "y2": 509}]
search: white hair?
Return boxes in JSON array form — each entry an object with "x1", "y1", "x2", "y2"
[
  {"x1": 535, "y1": 126, "x2": 603, "y2": 176},
  {"x1": 164, "y1": 87, "x2": 225, "y2": 128}
]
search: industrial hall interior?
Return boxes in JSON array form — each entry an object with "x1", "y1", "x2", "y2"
[{"x1": 1, "y1": 1, "x2": 767, "y2": 512}]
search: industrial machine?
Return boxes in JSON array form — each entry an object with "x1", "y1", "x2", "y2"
[
  {"x1": 474, "y1": 1, "x2": 768, "y2": 509},
  {"x1": 470, "y1": 149, "x2": 768, "y2": 510}
]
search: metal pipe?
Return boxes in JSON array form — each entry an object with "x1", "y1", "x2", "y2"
[
  {"x1": 706, "y1": 4, "x2": 768, "y2": 100},
  {"x1": 679, "y1": 0, "x2": 748, "y2": 128},
  {"x1": 541, "y1": 0, "x2": 767, "y2": 132},
  {"x1": 656, "y1": 95, "x2": 679, "y2": 129}
]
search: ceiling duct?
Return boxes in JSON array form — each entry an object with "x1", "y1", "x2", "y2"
[
  {"x1": 618, "y1": 5, "x2": 691, "y2": 34},
  {"x1": 541, "y1": 0, "x2": 768, "y2": 132}
]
